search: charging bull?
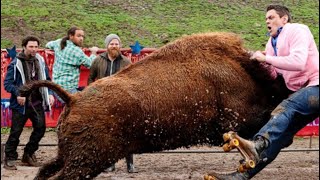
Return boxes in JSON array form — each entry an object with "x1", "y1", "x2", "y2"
[{"x1": 19, "y1": 32, "x2": 290, "y2": 179}]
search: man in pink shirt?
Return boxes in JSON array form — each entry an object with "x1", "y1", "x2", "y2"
[{"x1": 211, "y1": 4, "x2": 319, "y2": 180}]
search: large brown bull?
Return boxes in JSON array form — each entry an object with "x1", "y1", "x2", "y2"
[{"x1": 19, "y1": 32, "x2": 290, "y2": 179}]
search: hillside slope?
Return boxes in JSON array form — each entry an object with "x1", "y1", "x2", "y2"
[{"x1": 1, "y1": 0, "x2": 319, "y2": 50}]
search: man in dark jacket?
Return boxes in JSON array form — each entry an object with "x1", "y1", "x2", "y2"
[
  {"x1": 3, "y1": 36, "x2": 55, "y2": 170},
  {"x1": 87, "y1": 34, "x2": 137, "y2": 173}
]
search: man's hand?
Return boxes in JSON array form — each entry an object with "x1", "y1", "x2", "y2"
[
  {"x1": 250, "y1": 50, "x2": 266, "y2": 62},
  {"x1": 89, "y1": 46, "x2": 99, "y2": 55},
  {"x1": 49, "y1": 95, "x2": 55, "y2": 106},
  {"x1": 17, "y1": 96, "x2": 26, "y2": 106}
]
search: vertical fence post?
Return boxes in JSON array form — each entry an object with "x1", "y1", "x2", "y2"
[
  {"x1": 1, "y1": 143, "x2": 4, "y2": 163},
  {"x1": 309, "y1": 134, "x2": 314, "y2": 149}
]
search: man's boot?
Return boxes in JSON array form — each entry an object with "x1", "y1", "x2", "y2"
[
  {"x1": 126, "y1": 154, "x2": 138, "y2": 173},
  {"x1": 246, "y1": 136, "x2": 269, "y2": 162},
  {"x1": 206, "y1": 136, "x2": 268, "y2": 180},
  {"x1": 3, "y1": 157, "x2": 17, "y2": 170},
  {"x1": 21, "y1": 153, "x2": 40, "y2": 167},
  {"x1": 104, "y1": 164, "x2": 115, "y2": 172},
  {"x1": 228, "y1": 134, "x2": 268, "y2": 163}
]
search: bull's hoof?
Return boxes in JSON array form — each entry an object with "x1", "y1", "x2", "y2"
[{"x1": 104, "y1": 164, "x2": 115, "y2": 172}]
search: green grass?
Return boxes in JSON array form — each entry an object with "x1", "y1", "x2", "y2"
[
  {"x1": 1, "y1": 0, "x2": 319, "y2": 50},
  {"x1": 1, "y1": 127, "x2": 11, "y2": 134},
  {"x1": 1, "y1": 127, "x2": 57, "y2": 134}
]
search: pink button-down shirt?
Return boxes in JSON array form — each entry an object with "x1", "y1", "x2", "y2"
[{"x1": 264, "y1": 23, "x2": 319, "y2": 91}]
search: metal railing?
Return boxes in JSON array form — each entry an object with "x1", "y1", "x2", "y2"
[{"x1": 1, "y1": 142, "x2": 318, "y2": 163}]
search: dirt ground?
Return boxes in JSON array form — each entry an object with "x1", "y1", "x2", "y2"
[{"x1": 1, "y1": 128, "x2": 319, "y2": 180}]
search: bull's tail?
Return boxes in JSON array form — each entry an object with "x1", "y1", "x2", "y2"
[{"x1": 19, "y1": 80, "x2": 74, "y2": 105}]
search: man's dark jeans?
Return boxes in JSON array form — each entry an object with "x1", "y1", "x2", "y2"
[{"x1": 5, "y1": 104, "x2": 45, "y2": 160}]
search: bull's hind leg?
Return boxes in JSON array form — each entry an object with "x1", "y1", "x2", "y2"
[
  {"x1": 48, "y1": 164, "x2": 104, "y2": 179},
  {"x1": 47, "y1": 155, "x2": 106, "y2": 179},
  {"x1": 47, "y1": 169, "x2": 64, "y2": 180},
  {"x1": 34, "y1": 157, "x2": 64, "y2": 180}
]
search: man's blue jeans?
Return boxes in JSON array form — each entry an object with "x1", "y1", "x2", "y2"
[
  {"x1": 247, "y1": 85, "x2": 319, "y2": 178},
  {"x1": 53, "y1": 88, "x2": 80, "y2": 127},
  {"x1": 54, "y1": 88, "x2": 79, "y2": 104}
]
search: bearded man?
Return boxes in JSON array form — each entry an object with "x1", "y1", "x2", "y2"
[
  {"x1": 87, "y1": 34, "x2": 136, "y2": 173},
  {"x1": 87, "y1": 34, "x2": 132, "y2": 85}
]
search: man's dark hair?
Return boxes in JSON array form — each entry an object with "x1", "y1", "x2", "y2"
[
  {"x1": 267, "y1": 5, "x2": 292, "y2": 22},
  {"x1": 21, "y1": 36, "x2": 40, "y2": 47},
  {"x1": 60, "y1": 26, "x2": 82, "y2": 50}
]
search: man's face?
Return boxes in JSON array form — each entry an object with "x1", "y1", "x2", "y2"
[
  {"x1": 265, "y1": 9, "x2": 287, "y2": 37},
  {"x1": 23, "y1": 41, "x2": 39, "y2": 57},
  {"x1": 107, "y1": 39, "x2": 120, "y2": 49},
  {"x1": 107, "y1": 39, "x2": 121, "y2": 58},
  {"x1": 70, "y1": 30, "x2": 84, "y2": 47}
]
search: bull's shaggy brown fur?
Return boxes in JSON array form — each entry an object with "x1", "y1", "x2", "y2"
[{"x1": 20, "y1": 32, "x2": 289, "y2": 179}]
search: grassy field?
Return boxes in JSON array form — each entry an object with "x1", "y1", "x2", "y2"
[{"x1": 1, "y1": 0, "x2": 319, "y2": 50}]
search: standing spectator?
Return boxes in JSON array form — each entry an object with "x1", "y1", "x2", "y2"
[
  {"x1": 46, "y1": 27, "x2": 99, "y2": 100},
  {"x1": 3, "y1": 36, "x2": 55, "y2": 170},
  {"x1": 210, "y1": 4, "x2": 319, "y2": 180},
  {"x1": 87, "y1": 34, "x2": 131, "y2": 84},
  {"x1": 88, "y1": 34, "x2": 136, "y2": 173}
]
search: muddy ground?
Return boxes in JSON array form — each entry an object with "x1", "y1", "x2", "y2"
[{"x1": 1, "y1": 128, "x2": 319, "y2": 180}]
